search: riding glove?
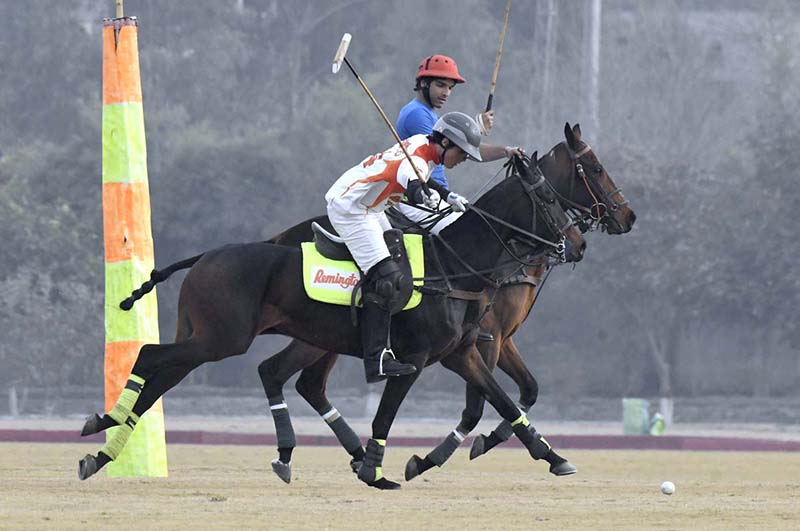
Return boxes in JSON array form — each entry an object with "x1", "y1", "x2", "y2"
[
  {"x1": 423, "y1": 189, "x2": 441, "y2": 209},
  {"x1": 446, "y1": 192, "x2": 469, "y2": 212}
]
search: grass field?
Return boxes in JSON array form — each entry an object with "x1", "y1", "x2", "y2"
[{"x1": 1, "y1": 443, "x2": 799, "y2": 530}]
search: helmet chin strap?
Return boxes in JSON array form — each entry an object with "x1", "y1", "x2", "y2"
[
  {"x1": 421, "y1": 79, "x2": 433, "y2": 107},
  {"x1": 440, "y1": 138, "x2": 454, "y2": 166}
]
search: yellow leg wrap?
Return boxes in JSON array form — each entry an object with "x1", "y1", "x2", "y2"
[
  {"x1": 373, "y1": 439, "x2": 385, "y2": 480},
  {"x1": 511, "y1": 414, "x2": 530, "y2": 427},
  {"x1": 108, "y1": 374, "x2": 145, "y2": 425},
  {"x1": 100, "y1": 412, "x2": 140, "y2": 460}
]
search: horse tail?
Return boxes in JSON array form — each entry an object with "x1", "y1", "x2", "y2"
[{"x1": 119, "y1": 253, "x2": 204, "y2": 310}]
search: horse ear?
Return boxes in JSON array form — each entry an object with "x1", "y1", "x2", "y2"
[
  {"x1": 573, "y1": 123, "x2": 582, "y2": 139},
  {"x1": 531, "y1": 150, "x2": 538, "y2": 163},
  {"x1": 564, "y1": 122, "x2": 577, "y2": 148}
]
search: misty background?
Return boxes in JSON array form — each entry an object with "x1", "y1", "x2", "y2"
[{"x1": 1, "y1": 0, "x2": 798, "y2": 425}]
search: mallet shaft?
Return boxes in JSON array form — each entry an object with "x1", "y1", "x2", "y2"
[
  {"x1": 343, "y1": 58, "x2": 431, "y2": 196},
  {"x1": 486, "y1": 0, "x2": 512, "y2": 112}
]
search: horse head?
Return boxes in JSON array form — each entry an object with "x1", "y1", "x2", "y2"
[
  {"x1": 539, "y1": 123, "x2": 636, "y2": 235},
  {"x1": 463, "y1": 155, "x2": 587, "y2": 266}
]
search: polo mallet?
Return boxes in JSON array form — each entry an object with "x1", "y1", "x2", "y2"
[
  {"x1": 485, "y1": 0, "x2": 512, "y2": 114},
  {"x1": 332, "y1": 33, "x2": 433, "y2": 199}
]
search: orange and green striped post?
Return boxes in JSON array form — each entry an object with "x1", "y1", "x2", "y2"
[{"x1": 102, "y1": 16, "x2": 167, "y2": 477}]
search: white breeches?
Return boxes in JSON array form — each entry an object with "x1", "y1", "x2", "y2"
[
  {"x1": 327, "y1": 201, "x2": 392, "y2": 274},
  {"x1": 395, "y1": 202, "x2": 462, "y2": 235}
]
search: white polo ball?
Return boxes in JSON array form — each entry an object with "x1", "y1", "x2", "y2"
[{"x1": 660, "y1": 481, "x2": 676, "y2": 495}]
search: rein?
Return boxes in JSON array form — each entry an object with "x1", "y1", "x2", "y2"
[{"x1": 413, "y1": 158, "x2": 573, "y2": 293}]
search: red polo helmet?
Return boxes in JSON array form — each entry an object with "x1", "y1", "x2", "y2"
[{"x1": 416, "y1": 54, "x2": 466, "y2": 84}]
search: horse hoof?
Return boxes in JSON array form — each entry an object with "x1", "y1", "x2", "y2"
[
  {"x1": 80, "y1": 414, "x2": 103, "y2": 436},
  {"x1": 550, "y1": 461, "x2": 577, "y2": 476},
  {"x1": 404, "y1": 454, "x2": 424, "y2": 481},
  {"x1": 469, "y1": 435, "x2": 487, "y2": 460},
  {"x1": 271, "y1": 458, "x2": 291, "y2": 484},
  {"x1": 368, "y1": 477, "x2": 401, "y2": 490},
  {"x1": 349, "y1": 458, "x2": 362, "y2": 474},
  {"x1": 78, "y1": 454, "x2": 98, "y2": 480}
]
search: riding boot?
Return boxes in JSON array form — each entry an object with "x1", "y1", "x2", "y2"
[{"x1": 361, "y1": 298, "x2": 416, "y2": 383}]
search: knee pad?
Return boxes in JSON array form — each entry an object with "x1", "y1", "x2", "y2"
[{"x1": 365, "y1": 259, "x2": 409, "y2": 312}]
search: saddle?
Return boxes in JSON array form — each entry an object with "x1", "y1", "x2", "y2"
[{"x1": 309, "y1": 222, "x2": 419, "y2": 313}]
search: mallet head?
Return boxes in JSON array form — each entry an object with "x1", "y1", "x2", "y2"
[{"x1": 332, "y1": 33, "x2": 352, "y2": 74}]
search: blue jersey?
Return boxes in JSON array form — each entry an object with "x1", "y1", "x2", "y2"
[{"x1": 396, "y1": 98, "x2": 447, "y2": 187}]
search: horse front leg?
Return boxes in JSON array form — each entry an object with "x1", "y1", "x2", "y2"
[
  {"x1": 356, "y1": 357, "x2": 424, "y2": 490},
  {"x1": 470, "y1": 337, "x2": 539, "y2": 459},
  {"x1": 294, "y1": 351, "x2": 365, "y2": 472},
  {"x1": 440, "y1": 344, "x2": 576, "y2": 477},
  {"x1": 404, "y1": 330, "x2": 503, "y2": 481},
  {"x1": 404, "y1": 381, "x2": 486, "y2": 481}
]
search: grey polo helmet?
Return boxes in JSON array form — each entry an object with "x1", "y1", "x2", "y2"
[{"x1": 432, "y1": 112, "x2": 483, "y2": 161}]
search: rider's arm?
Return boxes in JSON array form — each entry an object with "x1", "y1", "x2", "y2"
[{"x1": 478, "y1": 143, "x2": 525, "y2": 162}]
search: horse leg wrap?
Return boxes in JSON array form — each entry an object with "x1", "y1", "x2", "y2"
[
  {"x1": 491, "y1": 404, "x2": 531, "y2": 442},
  {"x1": 321, "y1": 407, "x2": 362, "y2": 454},
  {"x1": 108, "y1": 374, "x2": 145, "y2": 425},
  {"x1": 512, "y1": 417, "x2": 551, "y2": 460},
  {"x1": 427, "y1": 429, "x2": 466, "y2": 467},
  {"x1": 100, "y1": 411, "x2": 140, "y2": 460},
  {"x1": 357, "y1": 438, "x2": 385, "y2": 483},
  {"x1": 269, "y1": 395, "x2": 296, "y2": 450}
]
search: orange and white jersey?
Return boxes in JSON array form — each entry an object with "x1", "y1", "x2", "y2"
[{"x1": 325, "y1": 134, "x2": 440, "y2": 214}]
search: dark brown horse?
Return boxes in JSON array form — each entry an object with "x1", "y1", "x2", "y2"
[
  {"x1": 261, "y1": 123, "x2": 636, "y2": 483},
  {"x1": 78, "y1": 149, "x2": 586, "y2": 489}
]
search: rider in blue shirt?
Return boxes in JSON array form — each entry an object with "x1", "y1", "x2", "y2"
[
  {"x1": 394, "y1": 54, "x2": 522, "y2": 228},
  {"x1": 396, "y1": 54, "x2": 494, "y2": 189},
  {"x1": 394, "y1": 55, "x2": 525, "y2": 343}
]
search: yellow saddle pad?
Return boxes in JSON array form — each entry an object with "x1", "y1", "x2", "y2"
[{"x1": 301, "y1": 234, "x2": 424, "y2": 310}]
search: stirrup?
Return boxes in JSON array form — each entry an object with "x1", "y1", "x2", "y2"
[{"x1": 378, "y1": 347, "x2": 395, "y2": 376}]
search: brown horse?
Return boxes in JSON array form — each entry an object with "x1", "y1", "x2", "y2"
[
  {"x1": 261, "y1": 123, "x2": 636, "y2": 483},
  {"x1": 78, "y1": 150, "x2": 586, "y2": 489}
]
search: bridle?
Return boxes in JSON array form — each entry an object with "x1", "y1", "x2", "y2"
[
  {"x1": 560, "y1": 142, "x2": 629, "y2": 233},
  {"x1": 416, "y1": 155, "x2": 577, "y2": 291}
]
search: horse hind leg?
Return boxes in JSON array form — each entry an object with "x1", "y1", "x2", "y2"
[
  {"x1": 78, "y1": 337, "x2": 220, "y2": 480},
  {"x1": 78, "y1": 342, "x2": 171, "y2": 441},
  {"x1": 294, "y1": 352, "x2": 365, "y2": 472},
  {"x1": 79, "y1": 318, "x2": 202, "y2": 438},
  {"x1": 257, "y1": 340, "x2": 332, "y2": 484}
]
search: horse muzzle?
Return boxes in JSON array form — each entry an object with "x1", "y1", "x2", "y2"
[{"x1": 564, "y1": 238, "x2": 586, "y2": 262}]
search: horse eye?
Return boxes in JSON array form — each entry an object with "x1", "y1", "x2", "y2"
[{"x1": 594, "y1": 165, "x2": 603, "y2": 174}]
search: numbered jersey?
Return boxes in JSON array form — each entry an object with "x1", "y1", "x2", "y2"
[{"x1": 325, "y1": 134, "x2": 440, "y2": 214}]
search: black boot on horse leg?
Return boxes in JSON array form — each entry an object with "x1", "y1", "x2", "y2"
[
  {"x1": 470, "y1": 403, "x2": 530, "y2": 460},
  {"x1": 361, "y1": 259, "x2": 416, "y2": 383},
  {"x1": 406, "y1": 383, "x2": 486, "y2": 481},
  {"x1": 511, "y1": 417, "x2": 577, "y2": 476},
  {"x1": 357, "y1": 439, "x2": 401, "y2": 490}
]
